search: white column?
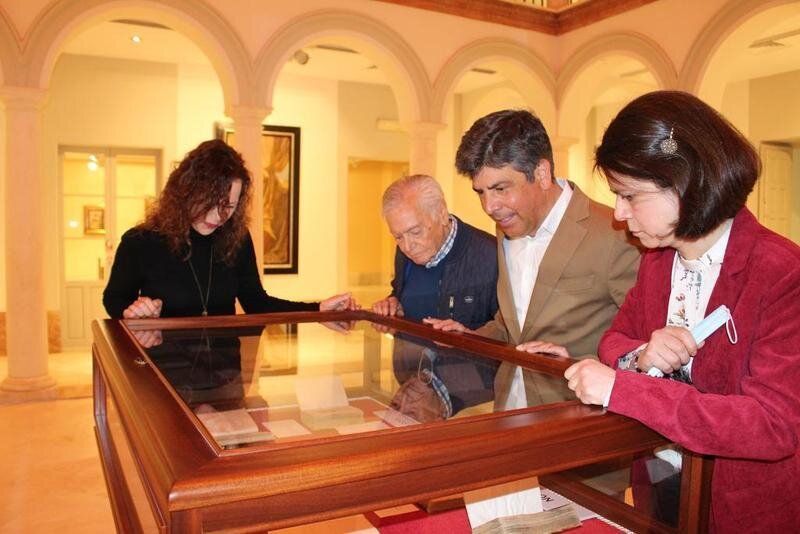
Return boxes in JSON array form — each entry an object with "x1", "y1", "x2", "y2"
[
  {"x1": 226, "y1": 105, "x2": 270, "y2": 268},
  {"x1": 1, "y1": 87, "x2": 56, "y2": 395},
  {"x1": 404, "y1": 121, "x2": 445, "y2": 177},
  {"x1": 551, "y1": 136, "x2": 578, "y2": 179}
]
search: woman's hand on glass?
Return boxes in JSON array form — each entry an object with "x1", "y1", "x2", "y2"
[
  {"x1": 564, "y1": 359, "x2": 615, "y2": 406},
  {"x1": 319, "y1": 292, "x2": 359, "y2": 312},
  {"x1": 132, "y1": 329, "x2": 163, "y2": 348},
  {"x1": 638, "y1": 326, "x2": 697, "y2": 374},
  {"x1": 123, "y1": 297, "x2": 163, "y2": 319}
]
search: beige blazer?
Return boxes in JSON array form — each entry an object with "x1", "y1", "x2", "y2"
[{"x1": 476, "y1": 184, "x2": 640, "y2": 406}]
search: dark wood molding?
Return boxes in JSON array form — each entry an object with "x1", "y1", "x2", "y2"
[
  {"x1": 373, "y1": 0, "x2": 556, "y2": 33},
  {"x1": 372, "y1": 0, "x2": 660, "y2": 35},
  {"x1": 94, "y1": 312, "x2": 711, "y2": 531}
]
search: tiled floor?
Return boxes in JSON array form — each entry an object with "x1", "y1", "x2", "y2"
[
  {"x1": 0, "y1": 396, "x2": 115, "y2": 533},
  {"x1": 0, "y1": 351, "x2": 113, "y2": 533}
]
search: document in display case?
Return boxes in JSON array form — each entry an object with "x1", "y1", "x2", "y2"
[{"x1": 92, "y1": 310, "x2": 712, "y2": 533}]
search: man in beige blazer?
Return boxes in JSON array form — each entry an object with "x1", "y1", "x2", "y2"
[{"x1": 427, "y1": 109, "x2": 640, "y2": 406}]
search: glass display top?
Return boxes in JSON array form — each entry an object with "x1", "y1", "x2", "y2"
[{"x1": 128, "y1": 317, "x2": 574, "y2": 450}]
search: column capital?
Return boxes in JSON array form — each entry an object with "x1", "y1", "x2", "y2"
[
  {"x1": 0, "y1": 86, "x2": 48, "y2": 111},
  {"x1": 225, "y1": 104, "x2": 271, "y2": 127}
]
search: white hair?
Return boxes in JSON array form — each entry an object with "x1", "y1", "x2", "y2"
[{"x1": 381, "y1": 174, "x2": 446, "y2": 217}]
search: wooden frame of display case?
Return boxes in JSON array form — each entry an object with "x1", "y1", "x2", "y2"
[{"x1": 93, "y1": 310, "x2": 711, "y2": 533}]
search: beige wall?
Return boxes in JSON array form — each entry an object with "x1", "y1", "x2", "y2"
[
  {"x1": 338, "y1": 81, "x2": 408, "y2": 162},
  {"x1": 750, "y1": 70, "x2": 800, "y2": 143},
  {"x1": 337, "y1": 81, "x2": 408, "y2": 293},
  {"x1": 346, "y1": 160, "x2": 405, "y2": 287},
  {"x1": 720, "y1": 80, "x2": 751, "y2": 137},
  {"x1": 265, "y1": 72, "x2": 340, "y2": 300},
  {"x1": 749, "y1": 69, "x2": 800, "y2": 242},
  {"x1": 176, "y1": 62, "x2": 227, "y2": 159}
]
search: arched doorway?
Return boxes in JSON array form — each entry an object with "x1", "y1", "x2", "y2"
[
  {"x1": 253, "y1": 11, "x2": 428, "y2": 305},
  {"x1": 432, "y1": 39, "x2": 557, "y2": 234},
  {"x1": 556, "y1": 33, "x2": 674, "y2": 205},
  {"x1": 27, "y1": 1, "x2": 245, "y2": 348}
]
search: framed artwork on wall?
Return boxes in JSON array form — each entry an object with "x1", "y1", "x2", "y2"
[
  {"x1": 84, "y1": 205, "x2": 106, "y2": 235},
  {"x1": 217, "y1": 124, "x2": 301, "y2": 274}
]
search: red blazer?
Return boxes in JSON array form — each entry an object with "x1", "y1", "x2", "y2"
[{"x1": 600, "y1": 209, "x2": 800, "y2": 533}]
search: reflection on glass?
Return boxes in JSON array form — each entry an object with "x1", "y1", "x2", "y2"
[
  {"x1": 134, "y1": 320, "x2": 569, "y2": 451},
  {"x1": 389, "y1": 333, "x2": 498, "y2": 423}
]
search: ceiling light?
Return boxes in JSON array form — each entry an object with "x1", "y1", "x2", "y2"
[
  {"x1": 292, "y1": 49, "x2": 309, "y2": 65},
  {"x1": 88, "y1": 154, "x2": 99, "y2": 172},
  {"x1": 131, "y1": 34, "x2": 142, "y2": 44}
]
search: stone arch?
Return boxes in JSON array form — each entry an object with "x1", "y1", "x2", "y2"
[
  {"x1": 432, "y1": 39, "x2": 556, "y2": 131},
  {"x1": 679, "y1": 0, "x2": 800, "y2": 108},
  {"x1": 20, "y1": 0, "x2": 252, "y2": 108},
  {"x1": 254, "y1": 9, "x2": 431, "y2": 124},
  {"x1": 0, "y1": 6, "x2": 20, "y2": 85},
  {"x1": 556, "y1": 32, "x2": 676, "y2": 138}
]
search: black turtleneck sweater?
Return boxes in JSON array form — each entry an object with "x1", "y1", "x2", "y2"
[{"x1": 103, "y1": 228, "x2": 318, "y2": 318}]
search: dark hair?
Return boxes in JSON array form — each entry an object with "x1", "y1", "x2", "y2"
[
  {"x1": 140, "y1": 139, "x2": 252, "y2": 264},
  {"x1": 595, "y1": 90, "x2": 760, "y2": 239},
  {"x1": 455, "y1": 109, "x2": 554, "y2": 181}
]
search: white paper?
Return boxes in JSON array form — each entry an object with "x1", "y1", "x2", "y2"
[
  {"x1": 295, "y1": 375, "x2": 349, "y2": 411},
  {"x1": 464, "y1": 477, "x2": 543, "y2": 528},
  {"x1": 373, "y1": 409, "x2": 419, "y2": 427},
  {"x1": 541, "y1": 487, "x2": 597, "y2": 521},
  {"x1": 196, "y1": 408, "x2": 258, "y2": 437},
  {"x1": 336, "y1": 420, "x2": 389, "y2": 435},
  {"x1": 263, "y1": 419, "x2": 311, "y2": 438}
]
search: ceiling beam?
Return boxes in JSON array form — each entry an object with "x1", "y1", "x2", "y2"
[{"x1": 372, "y1": 0, "x2": 660, "y2": 35}]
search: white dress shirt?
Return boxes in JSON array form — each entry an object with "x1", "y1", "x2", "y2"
[
  {"x1": 501, "y1": 178, "x2": 573, "y2": 410},
  {"x1": 503, "y1": 178, "x2": 573, "y2": 328}
]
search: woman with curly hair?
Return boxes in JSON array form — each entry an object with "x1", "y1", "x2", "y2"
[{"x1": 103, "y1": 139, "x2": 355, "y2": 319}]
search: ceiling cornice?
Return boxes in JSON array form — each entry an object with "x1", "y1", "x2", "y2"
[{"x1": 372, "y1": 0, "x2": 660, "y2": 35}]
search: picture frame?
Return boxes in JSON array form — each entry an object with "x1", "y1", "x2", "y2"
[
  {"x1": 84, "y1": 205, "x2": 106, "y2": 235},
  {"x1": 217, "y1": 123, "x2": 300, "y2": 274}
]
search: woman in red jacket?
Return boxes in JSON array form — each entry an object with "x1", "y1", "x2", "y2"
[{"x1": 565, "y1": 91, "x2": 800, "y2": 533}]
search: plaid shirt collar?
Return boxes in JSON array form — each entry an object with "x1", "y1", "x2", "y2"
[{"x1": 425, "y1": 215, "x2": 457, "y2": 268}]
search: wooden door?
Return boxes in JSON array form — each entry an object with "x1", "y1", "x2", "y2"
[{"x1": 758, "y1": 143, "x2": 792, "y2": 238}]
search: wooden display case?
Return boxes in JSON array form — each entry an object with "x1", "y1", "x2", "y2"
[{"x1": 92, "y1": 310, "x2": 711, "y2": 533}]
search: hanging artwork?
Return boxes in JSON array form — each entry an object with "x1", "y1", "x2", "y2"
[
  {"x1": 217, "y1": 124, "x2": 300, "y2": 274},
  {"x1": 84, "y1": 205, "x2": 106, "y2": 235}
]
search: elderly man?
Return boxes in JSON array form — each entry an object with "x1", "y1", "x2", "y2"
[
  {"x1": 427, "y1": 110, "x2": 640, "y2": 406},
  {"x1": 372, "y1": 174, "x2": 498, "y2": 330}
]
